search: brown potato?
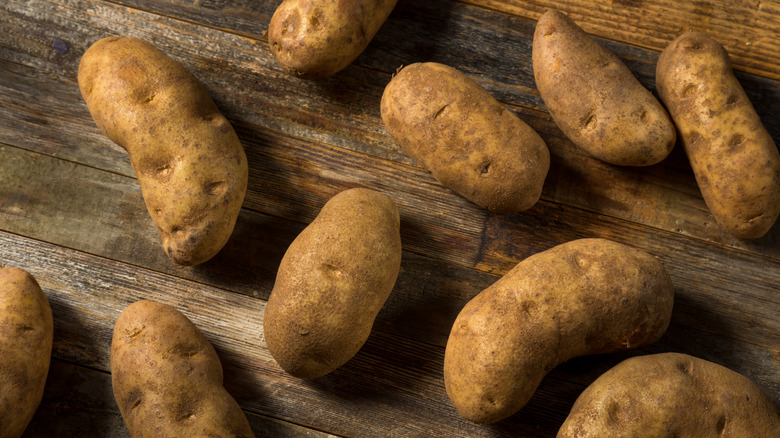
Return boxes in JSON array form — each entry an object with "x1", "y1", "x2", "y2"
[
  {"x1": 656, "y1": 31, "x2": 780, "y2": 239},
  {"x1": 558, "y1": 352, "x2": 780, "y2": 437},
  {"x1": 533, "y1": 9, "x2": 676, "y2": 166},
  {"x1": 78, "y1": 37, "x2": 248, "y2": 266},
  {"x1": 381, "y1": 62, "x2": 550, "y2": 213},
  {"x1": 443, "y1": 238, "x2": 674, "y2": 424},
  {"x1": 268, "y1": 0, "x2": 398, "y2": 79},
  {"x1": 263, "y1": 188, "x2": 402, "y2": 378},
  {"x1": 111, "y1": 300, "x2": 253, "y2": 438},
  {"x1": 0, "y1": 267, "x2": 53, "y2": 438}
]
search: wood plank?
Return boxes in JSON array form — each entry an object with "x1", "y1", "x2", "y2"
[
  {"x1": 2, "y1": 230, "x2": 777, "y2": 437},
  {"x1": 22, "y1": 359, "x2": 340, "y2": 438},
  {"x1": 2, "y1": 0, "x2": 778, "y2": 263},
  {"x1": 3, "y1": 143, "x2": 779, "y2": 355},
  {"x1": 460, "y1": 0, "x2": 780, "y2": 81}
]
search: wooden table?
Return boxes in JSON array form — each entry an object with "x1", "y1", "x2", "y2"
[{"x1": 1, "y1": 1, "x2": 778, "y2": 436}]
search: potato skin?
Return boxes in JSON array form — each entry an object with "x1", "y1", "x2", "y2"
[
  {"x1": 78, "y1": 37, "x2": 248, "y2": 266},
  {"x1": 268, "y1": 0, "x2": 398, "y2": 79},
  {"x1": 264, "y1": 188, "x2": 402, "y2": 378},
  {"x1": 381, "y1": 62, "x2": 550, "y2": 213},
  {"x1": 443, "y1": 238, "x2": 674, "y2": 424},
  {"x1": 111, "y1": 300, "x2": 253, "y2": 438},
  {"x1": 558, "y1": 353, "x2": 780, "y2": 437},
  {"x1": 0, "y1": 267, "x2": 53, "y2": 438},
  {"x1": 533, "y1": 10, "x2": 676, "y2": 166},
  {"x1": 656, "y1": 31, "x2": 780, "y2": 239}
]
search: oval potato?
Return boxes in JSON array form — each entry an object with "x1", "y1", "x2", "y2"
[
  {"x1": 268, "y1": 0, "x2": 398, "y2": 79},
  {"x1": 381, "y1": 62, "x2": 550, "y2": 213},
  {"x1": 0, "y1": 267, "x2": 53, "y2": 438},
  {"x1": 78, "y1": 37, "x2": 248, "y2": 266},
  {"x1": 263, "y1": 188, "x2": 402, "y2": 378},
  {"x1": 558, "y1": 353, "x2": 780, "y2": 437},
  {"x1": 533, "y1": 9, "x2": 676, "y2": 166},
  {"x1": 656, "y1": 31, "x2": 780, "y2": 239},
  {"x1": 111, "y1": 300, "x2": 253, "y2": 438},
  {"x1": 443, "y1": 238, "x2": 674, "y2": 424}
]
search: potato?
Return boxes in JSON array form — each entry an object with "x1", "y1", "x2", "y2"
[
  {"x1": 558, "y1": 352, "x2": 780, "y2": 437},
  {"x1": 78, "y1": 37, "x2": 248, "y2": 266},
  {"x1": 263, "y1": 188, "x2": 402, "y2": 378},
  {"x1": 656, "y1": 31, "x2": 780, "y2": 239},
  {"x1": 111, "y1": 300, "x2": 253, "y2": 438},
  {"x1": 381, "y1": 62, "x2": 550, "y2": 213},
  {"x1": 0, "y1": 267, "x2": 53, "y2": 438},
  {"x1": 443, "y1": 238, "x2": 674, "y2": 424},
  {"x1": 532, "y1": 10, "x2": 676, "y2": 166},
  {"x1": 268, "y1": 0, "x2": 398, "y2": 79}
]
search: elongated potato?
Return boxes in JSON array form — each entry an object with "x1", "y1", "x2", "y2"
[
  {"x1": 268, "y1": 0, "x2": 398, "y2": 79},
  {"x1": 381, "y1": 62, "x2": 550, "y2": 213},
  {"x1": 533, "y1": 10, "x2": 676, "y2": 166},
  {"x1": 78, "y1": 37, "x2": 248, "y2": 266},
  {"x1": 264, "y1": 188, "x2": 402, "y2": 378},
  {"x1": 0, "y1": 267, "x2": 53, "y2": 438},
  {"x1": 443, "y1": 238, "x2": 674, "y2": 424},
  {"x1": 656, "y1": 31, "x2": 780, "y2": 239},
  {"x1": 111, "y1": 300, "x2": 253, "y2": 438},
  {"x1": 558, "y1": 353, "x2": 780, "y2": 437}
]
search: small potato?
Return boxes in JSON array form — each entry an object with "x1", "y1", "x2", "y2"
[
  {"x1": 533, "y1": 10, "x2": 676, "y2": 166},
  {"x1": 0, "y1": 267, "x2": 53, "y2": 438},
  {"x1": 656, "y1": 31, "x2": 780, "y2": 239},
  {"x1": 558, "y1": 353, "x2": 780, "y2": 437},
  {"x1": 111, "y1": 300, "x2": 253, "y2": 438},
  {"x1": 443, "y1": 238, "x2": 674, "y2": 424},
  {"x1": 381, "y1": 62, "x2": 550, "y2": 213},
  {"x1": 263, "y1": 188, "x2": 402, "y2": 378},
  {"x1": 78, "y1": 37, "x2": 248, "y2": 266},
  {"x1": 268, "y1": 0, "x2": 398, "y2": 79}
]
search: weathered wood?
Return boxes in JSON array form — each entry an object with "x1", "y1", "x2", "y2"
[
  {"x1": 459, "y1": 0, "x2": 780, "y2": 81},
  {"x1": 2, "y1": 230, "x2": 777, "y2": 438},
  {"x1": 22, "y1": 359, "x2": 341, "y2": 437},
  {"x1": 2, "y1": 0, "x2": 778, "y2": 261},
  {"x1": 3, "y1": 143, "x2": 779, "y2": 356},
  {"x1": 1, "y1": 0, "x2": 779, "y2": 436}
]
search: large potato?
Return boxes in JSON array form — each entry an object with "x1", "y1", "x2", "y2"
[
  {"x1": 558, "y1": 352, "x2": 780, "y2": 437},
  {"x1": 381, "y1": 62, "x2": 550, "y2": 213},
  {"x1": 78, "y1": 37, "x2": 248, "y2": 266},
  {"x1": 443, "y1": 238, "x2": 674, "y2": 424},
  {"x1": 0, "y1": 267, "x2": 53, "y2": 438},
  {"x1": 263, "y1": 188, "x2": 402, "y2": 378},
  {"x1": 111, "y1": 300, "x2": 253, "y2": 438},
  {"x1": 533, "y1": 10, "x2": 676, "y2": 166},
  {"x1": 656, "y1": 31, "x2": 780, "y2": 239},
  {"x1": 268, "y1": 0, "x2": 398, "y2": 79}
]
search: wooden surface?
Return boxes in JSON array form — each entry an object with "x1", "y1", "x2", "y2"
[{"x1": 1, "y1": 0, "x2": 778, "y2": 436}]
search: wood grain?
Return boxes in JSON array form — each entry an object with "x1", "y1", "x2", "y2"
[{"x1": 1, "y1": 0, "x2": 778, "y2": 437}]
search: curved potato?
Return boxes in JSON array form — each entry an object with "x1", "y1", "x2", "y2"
[
  {"x1": 111, "y1": 300, "x2": 253, "y2": 438},
  {"x1": 268, "y1": 0, "x2": 398, "y2": 79},
  {"x1": 443, "y1": 238, "x2": 674, "y2": 424},
  {"x1": 381, "y1": 62, "x2": 550, "y2": 213},
  {"x1": 656, "y1": 31, "x2": 780, "y2": 239},
  {"x1": 78, "y1": 37, "x2": 248, "y2": 266},
  {"x1": 533, "y1": 10, "x2": 676, "y2": 166},
  {"x1": 558, "y1": 353, "x2": 780, "y2": 437},
  {"x1": 264, "y1": 188, "x2": 402, "y2": 378},
  {"x1": 0, "y1": 267, "x2": 53, "y2": 438}
]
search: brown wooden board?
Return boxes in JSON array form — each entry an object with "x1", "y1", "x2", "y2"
[{"x1": 1, "y1": 0, "x2": 778, "y2": 437}]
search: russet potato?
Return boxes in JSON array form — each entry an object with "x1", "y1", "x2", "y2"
[
  {"x1": 78, "y1": 37, "x2": 248, "y2": 266},
  {"x1": 263, "y1": 188, "x2": 402, "y2": 378},
  {"x1": 443, "y1": 238, "x2": 674, "y2": 424},
  {"x1": 656, "y1": 31, "x2": 780, "y2": 239}
]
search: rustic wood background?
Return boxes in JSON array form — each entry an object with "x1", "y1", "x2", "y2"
[{"x1": 1, "y1": 0, "x2": 779, "y2": 437}]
